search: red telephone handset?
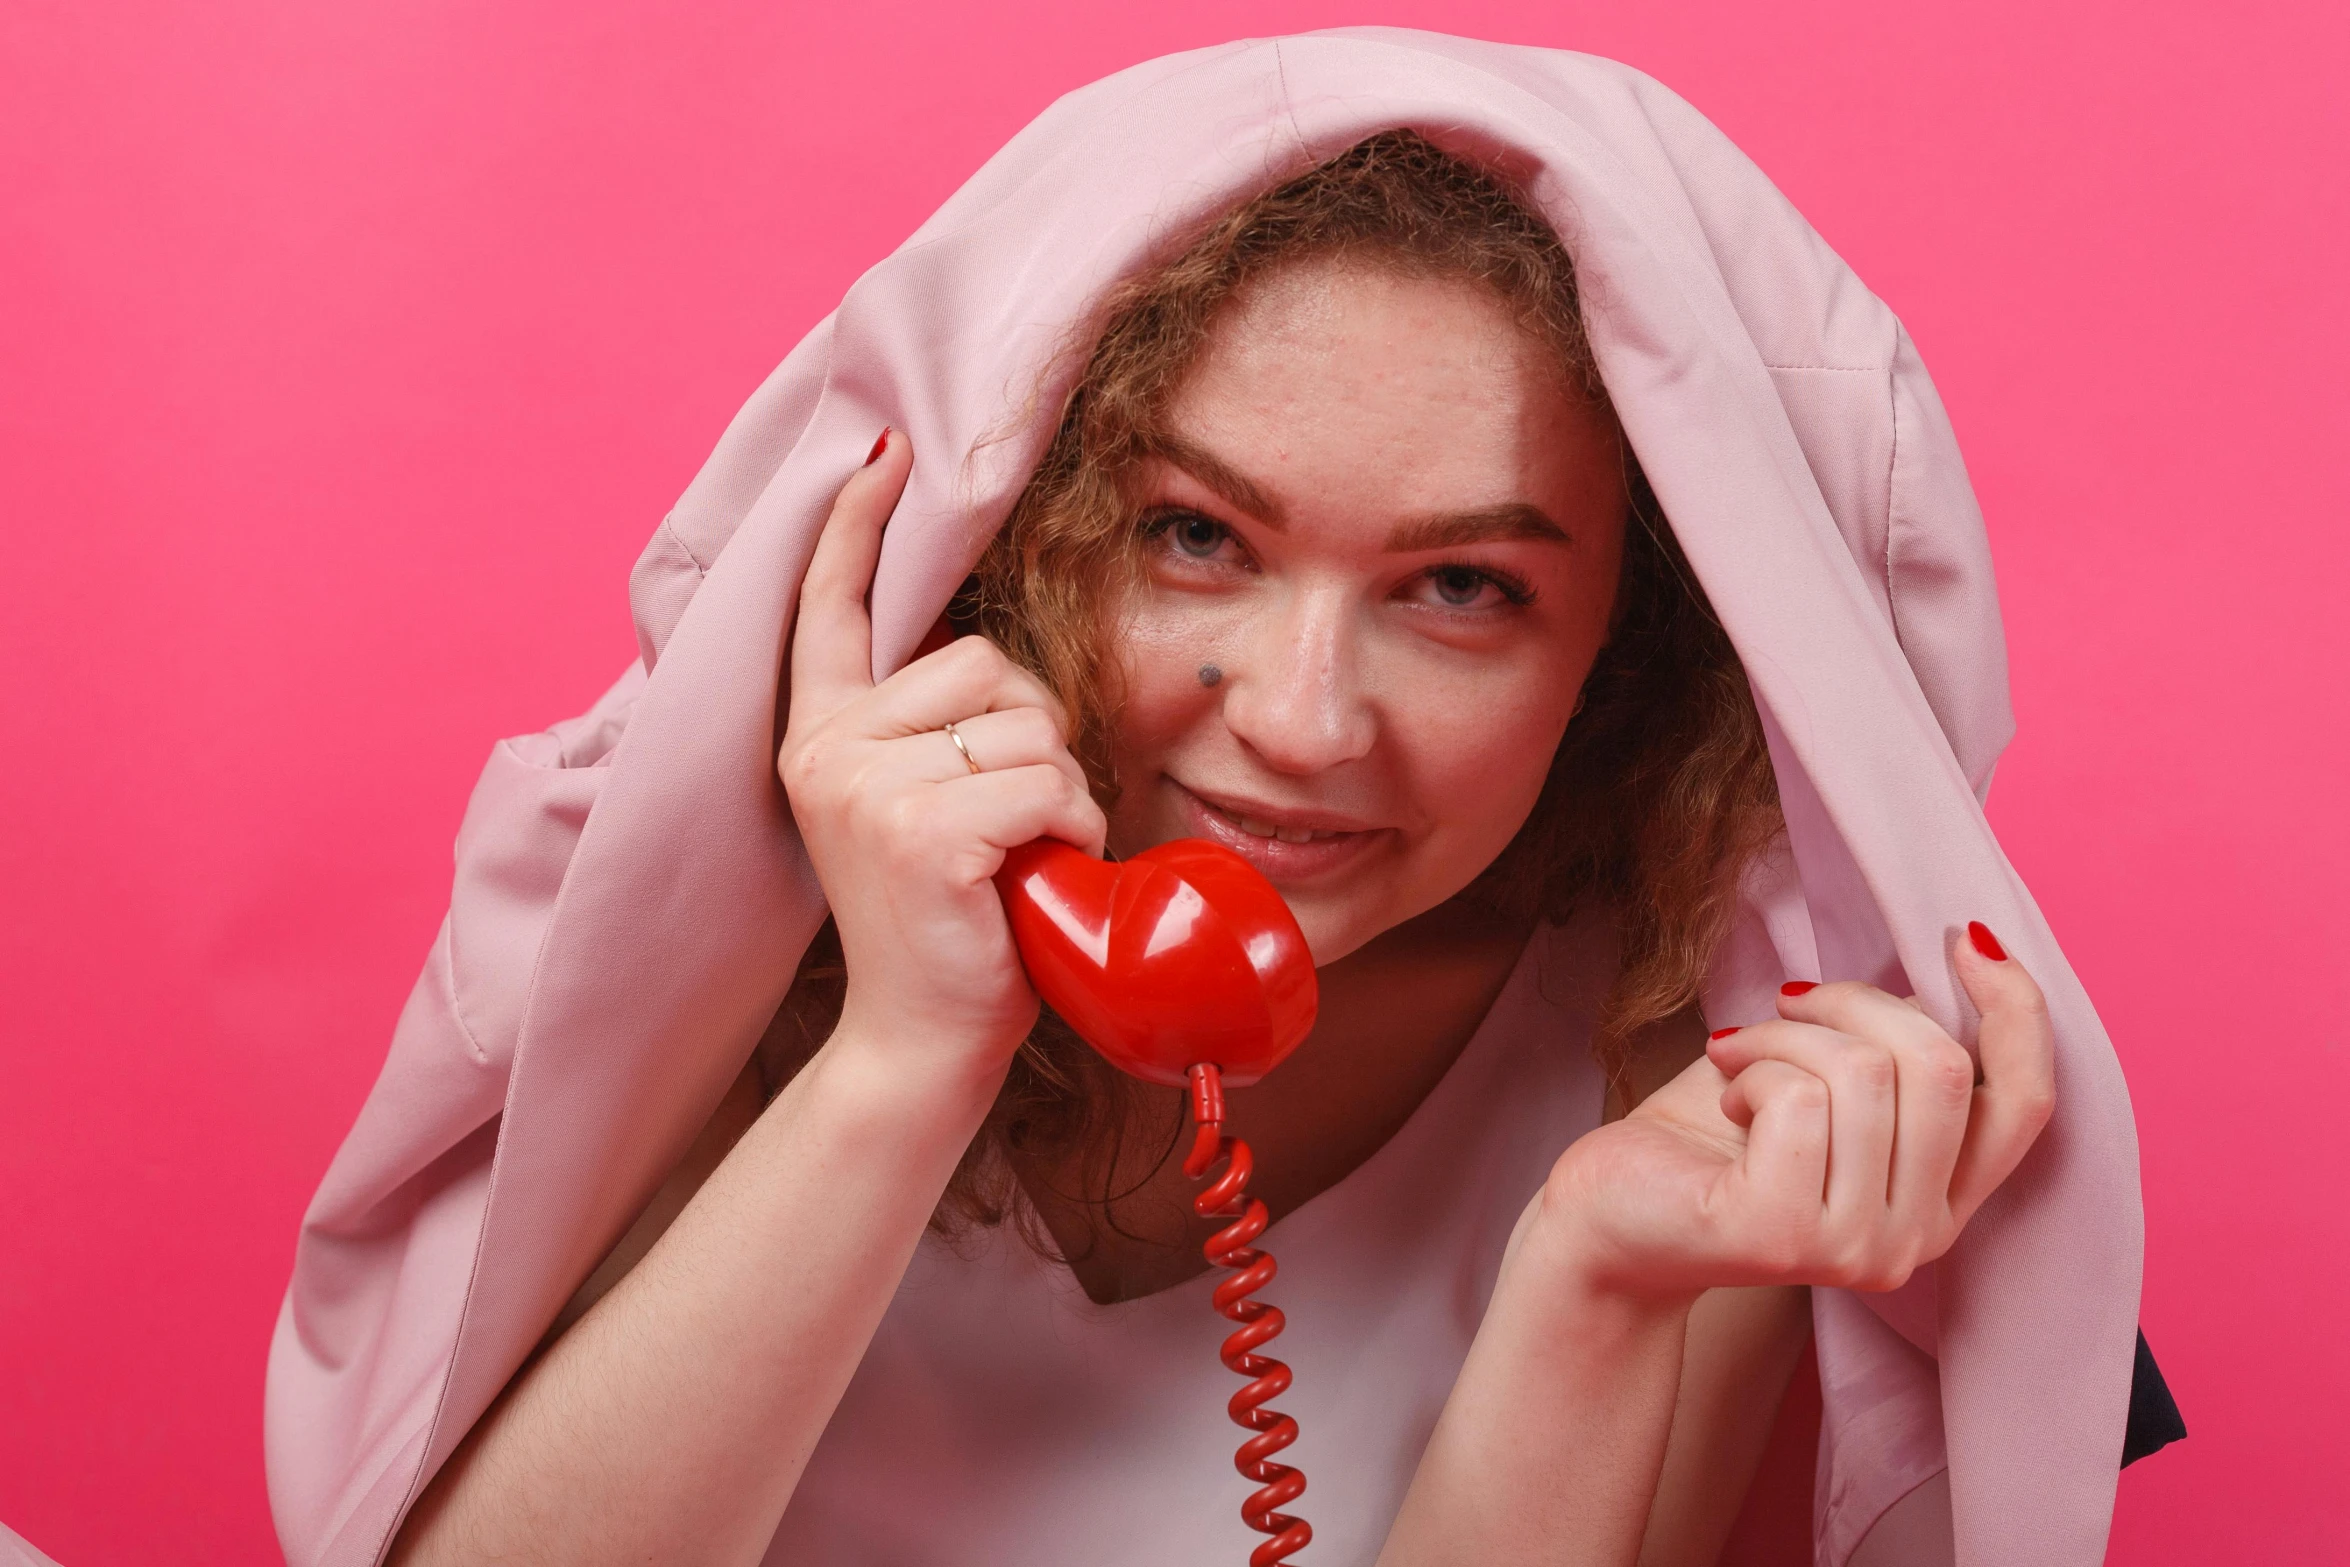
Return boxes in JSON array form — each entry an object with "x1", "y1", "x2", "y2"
[
  {"x1": 993, "y1": 839, "x2": 1317, "y2": 1087},
  {"x1": 995, "y1": 840, "x2": 1320, "y2": 1565}
]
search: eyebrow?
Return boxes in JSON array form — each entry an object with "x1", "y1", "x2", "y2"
[
  {"x1": 1144, "y1": 432, "x2": 1571, "y2": 551},
  {"x1": 1146, "y1": 433, "x2": 1288, "y2": 526},
  {"x1": 1384, "y1": 504, "x2": 1569, "y2": 553}
]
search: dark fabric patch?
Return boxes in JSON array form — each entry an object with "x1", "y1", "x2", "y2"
[{"x1": 2122, "y1": 1329, "x2": 2187, "y2": 1466}]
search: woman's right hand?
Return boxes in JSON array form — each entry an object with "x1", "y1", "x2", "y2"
[{"x1": 777, "y1": 429, "x2": 1108, "y2": 1083}]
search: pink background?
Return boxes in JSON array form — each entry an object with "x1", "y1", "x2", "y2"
[{"x1": 4, "y1": 2, "x2": 2343, "y2": 1561}]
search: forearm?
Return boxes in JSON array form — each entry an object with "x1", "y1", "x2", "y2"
[
  {"x1": 391, "y1": 1032, "x2": 1002, "y2": 1567},
  {"x1": 1638, "y1": 1285, "x2": 1811, "y2": 1567},
  {"x1": 1378, "y1": 1203, "x2": 1693, "y2": 1567}
]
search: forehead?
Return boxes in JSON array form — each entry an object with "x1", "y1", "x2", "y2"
[
  {"x1": 1152, "y1": 258, "x2": 1617, "y2": 528},
  {"x1": 1181, "y1": 258, "x2": 1566, "y2": 402}
]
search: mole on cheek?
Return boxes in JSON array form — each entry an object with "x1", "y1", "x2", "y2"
[{"x1": 1198, "y1": 664, "x2": 1223, "y2": 688}]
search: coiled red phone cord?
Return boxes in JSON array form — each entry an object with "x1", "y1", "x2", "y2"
[{"x1": 1185, "y1": 1063, "x2": 1312, "y2": 1566}]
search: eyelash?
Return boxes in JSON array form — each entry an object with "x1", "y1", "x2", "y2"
[{"x1": 1140, "y1": 509, "x2": 1539, "y2": 610}]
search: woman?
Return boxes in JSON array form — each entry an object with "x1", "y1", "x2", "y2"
[{"x1": 268, "y1": 31, "x2": 2150, "y2": 1567}]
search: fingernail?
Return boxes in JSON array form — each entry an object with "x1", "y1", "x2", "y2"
[
  {"x1": 864, "y1": 427, "x2": 892, "y2": 466},
  {"x1": 1708, "y1": 1026, "x2": 1743, "y2": 1040},
  {"x1": 1968, "y1": 920, "x2": 2008, "y2": 961},
  {"x1": 1780, "y1": 980, "x2": 1817, "y2": 997}
]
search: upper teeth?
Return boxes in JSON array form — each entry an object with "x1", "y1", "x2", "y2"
[{"x1": 1230, "y1": 813, "x2": 1336, "y2": 844}]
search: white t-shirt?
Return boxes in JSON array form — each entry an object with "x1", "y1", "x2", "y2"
[{"x1": 764, "y1": 921, "x2": 1607, "y2": 1564}]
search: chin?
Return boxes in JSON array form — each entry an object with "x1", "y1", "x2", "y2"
[
  {"x1": 1287, "y1": 895, "x2": 1399, "y2": 969},
  {"x1": 1296, "y1": 919, "x2": 1363, "y2": 968}
]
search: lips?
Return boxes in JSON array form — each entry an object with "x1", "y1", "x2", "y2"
[{"x1": 1168, "y1": 780, "x2": 1389, "y2": 881}]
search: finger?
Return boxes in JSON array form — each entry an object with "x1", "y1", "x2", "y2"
[
  {"x1": 895, "y1": 706, "x2": 1091, "y2": 798},
  {"x1": 926, "y1": 764, "x2": 1110, "y2": 864},
  {"x1": 1709, "y1": 1015, "x2": 1894, "y2": 1225},
  {"x1": 1718, "y1": 1058, "x2": 1830, "y2": 1218},
  {"x1": 1766, "y1": 981, "x2": 1975, "y2": 1233},
  {"x1": 789, "y1": 428, "x2": 913, "y2": 721},
  {"x1": 1948, "y1": 921, "x2": 2057, "y2": 1223},
  {"x1": 864, "y1": 632, "x2": 1070, "y2": 739}
]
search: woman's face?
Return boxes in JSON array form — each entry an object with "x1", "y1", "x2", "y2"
[{"x1": 1104, "y1": 259, "x2": 1628, "y2": 963}]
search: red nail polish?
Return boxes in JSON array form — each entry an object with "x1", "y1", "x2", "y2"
[
  {"x1": 1708, "y1": 1026, "x2": 1743, "y2": 1040},
  {"x1": 1780, "y1": 980, "x2": 1817, "y2": 997},
  {"x1": 1968, "y1": 920, "x2": 2007, "y2": 961},
  {"x1": 864, "y1": 427, "x2": 891, "y2": 466}
]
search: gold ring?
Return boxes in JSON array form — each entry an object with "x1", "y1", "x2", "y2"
[{"x1": 942, "y1": 719, "x2": 982, "y2": 775}]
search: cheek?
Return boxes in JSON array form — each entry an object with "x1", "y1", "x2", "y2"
[
  {"x1": 1105, "y1": 598, "x2": 1233, "y2": 755},
  {"x1": 1401, "y1": 678, "x2": 1571, "y2": 842},
  {"x1": 1375, "y1": 631, "x2": 1589, "y2": 867},
  {"x1": 1393, "y1": 558, "x2": 1620, "y2": 863}
]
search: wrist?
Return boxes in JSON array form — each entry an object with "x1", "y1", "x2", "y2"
[
  {"x1": 788, "y1": 1021, "x2": 1010, "y2": 1161},
  {"x1": 834, "y1": 981, "x2": 1037, "y2": 1076},
  {"x1": 1509, "y1": 1182, "x2": 1704, "y2": 1323}
]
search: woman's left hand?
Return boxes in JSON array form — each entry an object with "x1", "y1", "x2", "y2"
[{"x1": 1536, "y1": 925, "x2": 2057, "y2": 1300}]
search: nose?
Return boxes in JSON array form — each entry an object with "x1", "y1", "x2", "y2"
[{"x1": 1219, "y1": 584, "x2": 1377, "y2": 775}]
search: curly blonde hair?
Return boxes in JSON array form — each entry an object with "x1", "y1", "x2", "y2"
[{"x1": 761, "y1": 130, "x2": 1781, "y2": 1245}]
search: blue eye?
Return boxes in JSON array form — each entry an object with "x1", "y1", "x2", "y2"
[
  {"x1": 1409, "y1": 562, "x2": 1535, "y2": 612},
  {"x1": 1430, "y1": 566, "x2": 1488, "y2": 606},
  {"x1": 1170, "y1": 513, "x2": 1225, "y2": 558},
  {"x1": 1146, "y1": 510, "x2": 1238, "y2": 564}
]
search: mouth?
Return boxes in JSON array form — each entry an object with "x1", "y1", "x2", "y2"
[{"x1": 1165, "y1": 780, "x2": 1390, "y2": 882}]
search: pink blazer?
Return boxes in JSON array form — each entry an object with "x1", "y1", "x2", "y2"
[{"x1": 0, "y1": 1522, "x2": 61, "y2": 1567}]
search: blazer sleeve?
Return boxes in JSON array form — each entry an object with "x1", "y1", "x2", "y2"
[{"x1": 263, "y1": 664, "x2": 641, "y2": 1567}]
